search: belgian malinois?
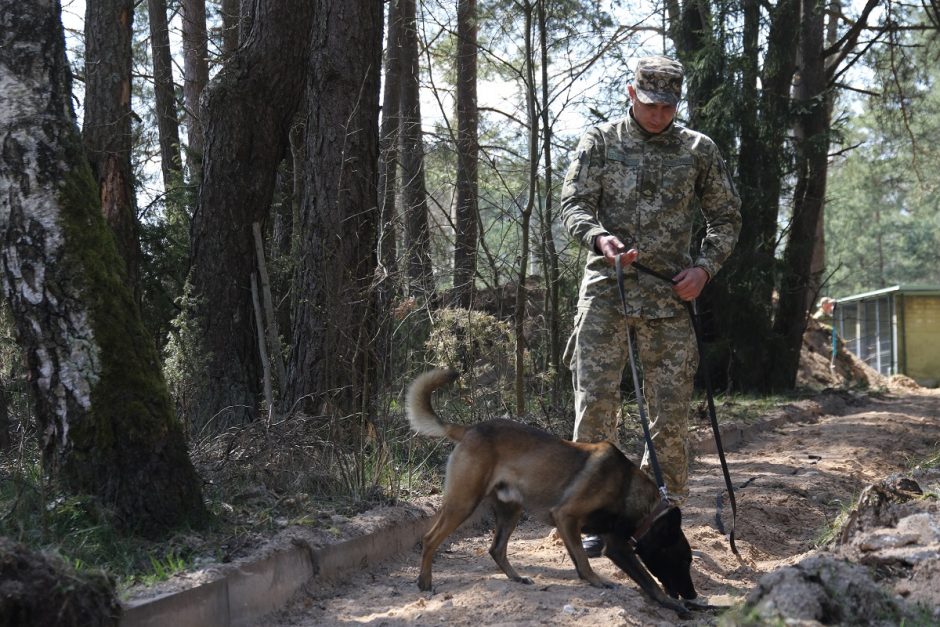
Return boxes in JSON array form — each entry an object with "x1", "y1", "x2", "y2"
[{"x1": 407, "y1": 369, "x2": 697, "y2": 615}]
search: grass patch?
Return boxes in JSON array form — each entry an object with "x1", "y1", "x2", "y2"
[
  {"x1": 813, "y1": 492, "x2": 859, "y2": 547},
  {"x1": 707, "y1": 392, "x2": 809, "y2": 425},
  {"x1": 0, "y1": 450, "x2": 201, "y2": 591}
]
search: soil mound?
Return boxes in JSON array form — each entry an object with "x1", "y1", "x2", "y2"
[
  {"x1": 0, "y1": 537, "x2": 120, "y2": 627},
  {"x1": 798, "y1": 317, "x2": 888, "y2": 390},
  {"x1": 727, "y1": 470, "x2": 940, "y2": 625}
]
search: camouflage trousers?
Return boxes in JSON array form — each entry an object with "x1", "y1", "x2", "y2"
[{"x1": 563, "y1": 300, "x2": 698, "y2": 501}]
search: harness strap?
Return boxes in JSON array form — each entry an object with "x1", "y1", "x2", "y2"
[{"x1": 617, "y1": 256, "x2": 740, "y2": 557}]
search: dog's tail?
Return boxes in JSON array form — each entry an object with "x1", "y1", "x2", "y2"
[{"x1": 406, "y1": 368, "x2": 466, "y2": 442}]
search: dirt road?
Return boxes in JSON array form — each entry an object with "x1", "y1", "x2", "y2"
[{"x1": 260, "y1": 389, "x2": 940, "y2": 626}]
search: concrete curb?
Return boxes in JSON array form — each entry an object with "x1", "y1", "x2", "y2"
[{"x1": 120, "y1": 504, "x2": 463, "y2": 627}]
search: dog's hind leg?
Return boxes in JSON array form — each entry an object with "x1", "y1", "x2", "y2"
[
  {"x1": 418, "y1": 495, "x2": 481, "y2": 591},
  {"x1": 489, "y1": 499, "x2": 531, "y2": 584}
]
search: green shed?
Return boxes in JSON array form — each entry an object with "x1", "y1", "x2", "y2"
[{"x1": 834, "y1": 285, "x2": 940, "y2": 387}]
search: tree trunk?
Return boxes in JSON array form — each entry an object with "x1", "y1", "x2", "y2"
[
  {"x1": 181, "y1": 0, "x2": 210, "y2": 160},
  {"x1": 185, "y1": 0, "x2": 313, "y2": 431},
  {"x1": 515, "y1": 0, "x2": 537, "y2": 415},
  {"x1": 378, "y1": 0, "x2": 402, "y2": 282},
  {"x1": 536, "y1": 0, "x2": 561, "y2": 389},
  {"x1": 772, "y1": 0, "x2": 831, "y2": 388},
  {"x1": 284, "y1": 1, "x2": 383, "y2": 420},
  {"x1": 808, "y1": 0, "x2": 843, "y2": 297},
  {"x1": 83, "y1": 0, "x2": 140, "y2": 297},
  {"x1": 453, "y1": 0, "x2": 479, "y2": 308},
  {"x1": 0, "y1": 0, "x2": 205, "y2": 535},
  {"x1": 398, "y1": 0, "x2": 434, "y2": 299},
  {"x1": 148, "y1": 0, "x2": 183, "y2": 189},
  {"x1": 375, "y1": 0, "x2": 403, "y2": 390}
]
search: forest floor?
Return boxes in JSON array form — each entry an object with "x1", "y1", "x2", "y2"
[
  {"x1": 255, "y1": 385, "x2": 940, "y2": 626},
  {"x1": 118, "y1": 320, "x2": 940, "y2": 625}
]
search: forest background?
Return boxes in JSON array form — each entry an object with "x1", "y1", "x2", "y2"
[{"x1": 1, "y1": 0, "x2": 939, "y2": 584}]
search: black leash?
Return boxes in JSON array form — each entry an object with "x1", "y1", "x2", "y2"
[
  {"x1": 615, "y1": 256, "x2": 669, "y2": 502},
  {"x1": 616, "y1": 257, "x2": 740, "y2": 557}
]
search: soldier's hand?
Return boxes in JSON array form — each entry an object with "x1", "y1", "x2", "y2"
[
  {"x1": 595, "y1": 234, "x2": 638, "y2": 268},
  {"x1": 672, "y1": 267, "x2": 709, "y2": 301}
]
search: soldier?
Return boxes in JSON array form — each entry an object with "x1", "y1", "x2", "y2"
[{"x1": 560, "y1": 56, "x2": 741, "y2": 556}]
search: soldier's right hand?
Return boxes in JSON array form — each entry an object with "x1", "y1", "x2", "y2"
[{"x1": 595, "y1": 234, "x2": 638, "y2": 268}]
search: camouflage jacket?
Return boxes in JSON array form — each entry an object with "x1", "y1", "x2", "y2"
[{"x1": 560, "y1": 111, "x2": 742, "y2": 318}]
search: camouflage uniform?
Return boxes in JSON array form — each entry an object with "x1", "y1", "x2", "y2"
[{"x1": 560, "y1": 57, "x2": 741, "y2": 501}]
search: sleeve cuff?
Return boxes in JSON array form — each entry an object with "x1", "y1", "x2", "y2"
[
  {"x1": 693, "y1": 260, "x2": 716, "y2": 282},
  {"x1": 586, "y1": 228, "x2": 610, "y2": 252}
]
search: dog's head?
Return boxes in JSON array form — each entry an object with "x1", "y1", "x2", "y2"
[{"x1": 634, "y1": 506, "x2": 697, "y2": 600}]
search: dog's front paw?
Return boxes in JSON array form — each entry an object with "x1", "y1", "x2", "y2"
[
  {"x1": 586, "y1": 576, "x2": 614, "y2": 589},
  {"x1": 513, "y1": 576, "x2": 533, "y2": 585}
]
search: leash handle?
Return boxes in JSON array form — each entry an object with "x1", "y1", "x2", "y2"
[{"x1": 615, "y1": 256, "x2": 668, "y2": 496}]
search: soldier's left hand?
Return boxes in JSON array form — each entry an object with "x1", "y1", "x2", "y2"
[{"x1": 672, "y1": 267, "x2": 709, "y2": 301}]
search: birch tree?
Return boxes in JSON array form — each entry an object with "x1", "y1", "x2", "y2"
[{"x1": 0, "y1": 0, "x2": 205, "y2": 535}]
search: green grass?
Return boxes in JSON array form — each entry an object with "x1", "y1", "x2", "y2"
[{"x1": 0, "y1": 463, "x2": 198, "y2": 591}]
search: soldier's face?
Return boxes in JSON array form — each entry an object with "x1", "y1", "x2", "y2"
[{"x1": 628, "y1": 84, "x2": 677, "y2": 134}]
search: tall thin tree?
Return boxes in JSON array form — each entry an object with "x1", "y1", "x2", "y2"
[
  {"x1": 399, "y1": 0, "x2": 434, "y2": 299},
  {"x1": 453, "y1": 0, "x2": 479, "y2": 308},
  {"x1": 181, "y1": 0, "x2": 210, "y2": 160},
  {"x1": 148, "y1": 0, "x2": 183, "y2": 189},
  {"x1": 536, "y1": 0, "x2": 561, "y2": 386},
  {"x1": 83, "y1": 0, "x2": 139, "y2": 296},
  {"x1": 515, "y1": 0, "x2": 538, "y2": 415},
  {"x1": 379, "y1": 0, "x2": 403, "y2": 282}
]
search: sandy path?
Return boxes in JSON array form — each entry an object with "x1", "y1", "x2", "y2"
[{"x1": 260, "y1": 390, "x2": 940, "y2": 626}]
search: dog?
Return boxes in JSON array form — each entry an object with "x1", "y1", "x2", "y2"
[{"x1": 407, "y1": 368, "x2": 697, "y2": 615}]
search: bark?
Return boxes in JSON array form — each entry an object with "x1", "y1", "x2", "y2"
[
  {"x1": 221, "y1": 0, "x2": 241, "y2": 58},
  {"x1": 284, "y1": 1, "x2": 383, "y2": 419},
  {"x1": 772, "y1": 0, "x2": 831, "y2": 388},
  {"x1": 181, "y1": 0, "x2": 210, "y2": 160},
  {"x1": 0, "y1": 0, "x2": 205, "y2": 535},
  {"x1": 82, "y1": 0, "x2": 140, "y2": 296},
  {"x1": 398, "y1": 0, "x2": 434, "y2": 299},
  {"x1": 453, "y1": 0, "x2": 479, "y2": 308},
  {"x1": 186, "y1": 0, "x2": 313, "y2": 431},
  {"x1": 148, "y1": 0, "x2": 183, "y2": 188}
]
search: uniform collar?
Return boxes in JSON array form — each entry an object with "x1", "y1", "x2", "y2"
[{"x1": 626, "y1": 107, "x2": 676, "y2": 140}]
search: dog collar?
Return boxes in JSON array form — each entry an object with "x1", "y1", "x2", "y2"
[{"x1": 627, "y1": 498, "x2": 673, "y2": 550}]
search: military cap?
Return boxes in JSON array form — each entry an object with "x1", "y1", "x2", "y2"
[{"x1": 633, "y1": 56, "x2": 684, "y2": 106}]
